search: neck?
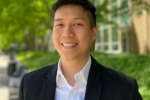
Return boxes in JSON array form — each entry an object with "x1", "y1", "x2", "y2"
[{"x1": 60, "y1": 55, "x2": 89, "y2": 86}]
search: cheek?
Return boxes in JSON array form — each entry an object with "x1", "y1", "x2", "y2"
[
  {"x1": 77, "y1": 30, "x2": 92, "y2": 46},
  {"x1": 53, "y1": 28, "x2": 61, "y2": 35},
  {"x1": 53, "y1": 30, "x2": 60, "y2": 45},
  {"x1": 53, "y1": 28, "x2": 61, "y2": 38},
  {"x1": 79, "y1": 29, "x2": 92, "y2": 41}
]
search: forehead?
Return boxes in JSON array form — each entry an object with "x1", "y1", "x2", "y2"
[{"x1": 54, "y1": 4, "x2": 89, "y2": 20}]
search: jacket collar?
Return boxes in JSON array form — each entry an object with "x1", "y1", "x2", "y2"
[
  {"x1": 84, "y1": 55, "x2": 103, "y2": 100},
  {"x1": 41, "y1": 62, "x2": 58, "y2": 100},
  {"x1": 41, "y1": 55, "x2": 103, "y2": 100}
]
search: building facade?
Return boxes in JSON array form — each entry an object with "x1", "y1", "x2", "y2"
[{"x1": 95, "y1": 0, "x2": 150, "y2": 54}]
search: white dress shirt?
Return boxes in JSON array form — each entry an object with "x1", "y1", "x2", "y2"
[{"x1": 54, "y1": 56, "x2": 91, "y2": 100}]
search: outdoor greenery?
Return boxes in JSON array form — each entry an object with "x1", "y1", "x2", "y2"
[
  {"x1": 0, "y1": 0, "x2": 57, "y2": 50},
  {"x1": 1, "y1": 0, "x2": 150, "y2": 99},
  {"x1": 17, "y1": 51, "x2": 150, "y2": 100},
  {"x1": 0, "y1": 50, "x2": 1, "y2": 53},
  {"x1": 0, "y1": 0, "x2": 150, "y2": 50}
]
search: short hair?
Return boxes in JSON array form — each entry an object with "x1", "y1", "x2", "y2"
[{"x1": 52, "y1": 0, "x2": 96, "y2": 28}]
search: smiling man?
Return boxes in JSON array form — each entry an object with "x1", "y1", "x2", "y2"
[{"x1": 19, "y1": 0, "x2": 142, "y2": 100}]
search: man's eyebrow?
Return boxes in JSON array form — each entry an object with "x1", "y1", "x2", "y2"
[
  {"x1": 74, "y1": 17, "x2": 85, "y2": 20},
  {"x1": 54, "y1": 17, "x2": 85, "y2": 21},
  {"x1": 54, "y1": 18, "x2": 63, "y2": 21}
]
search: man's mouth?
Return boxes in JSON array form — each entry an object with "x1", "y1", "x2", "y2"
[{"x1": 62, "y1": 43, "x2": 78, "y2": 46}]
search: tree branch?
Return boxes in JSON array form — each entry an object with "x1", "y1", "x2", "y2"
[{"x1": 43, "y1": 0, "x2": 54, "y2": 20}]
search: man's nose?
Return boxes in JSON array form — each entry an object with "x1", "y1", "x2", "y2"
[{"x1": 62, "y1": 25, "x2": 74, "y2": 38}]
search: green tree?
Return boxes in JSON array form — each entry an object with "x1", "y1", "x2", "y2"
[
  {"x1": 0, "y1": 0, "x2": 56, "y2": 50},
  {"x1": 0, "y1": 0, "x2": 149, "y2": 50},
  {"x1": 96, "y1": 0, "x2": 150, "y2": 25}
]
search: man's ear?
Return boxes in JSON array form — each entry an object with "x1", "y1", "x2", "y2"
[{"x1": 92, "y1": 26, "x2": 98, "y2": 41}]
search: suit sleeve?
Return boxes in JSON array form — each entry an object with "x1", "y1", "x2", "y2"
[
  {"x1": 129, "y1": 79, "x2": 143, "y2": 100},
  {"x1": 19, "y1": 75, "x2": 26, "y2": 100}
]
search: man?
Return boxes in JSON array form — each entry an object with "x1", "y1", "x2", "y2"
[{"x1": 19, "y1": 0, "x2": 142, "y2": 100}]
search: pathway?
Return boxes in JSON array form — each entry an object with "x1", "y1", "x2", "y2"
[{"x1": 0, "y1": 54, "x2": 9, "y2": 100}]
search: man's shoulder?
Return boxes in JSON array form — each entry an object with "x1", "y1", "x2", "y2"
[
  {"x1": 23, "y1": 63, "x2": 57, "y2": 81},
  {"x1": 98, "y1": 64, "x2": 142, "y2": 99},
  {"x1": 91, "y1": 56, "x2": 134, "y2": 84},
  {"x1": 101, "y1": 64, "x2": 134, "y2": 82},
  {"x1": 99, "y1": 63, "x2": 135, "y2": 91}
]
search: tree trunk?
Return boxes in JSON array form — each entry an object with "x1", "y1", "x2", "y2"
[{"x1": 25, "y1": 33, "x2": 35, "y2": 51}]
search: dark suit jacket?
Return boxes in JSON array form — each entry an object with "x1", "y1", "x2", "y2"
[{"x1": 19, "y1": 56, "x2": 142, "y2": 100}]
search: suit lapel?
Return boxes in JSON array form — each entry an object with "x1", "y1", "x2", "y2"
[
  {"x1": 40, "y1": 56, "x2": 103, "y2": 100},
  {"x1": 41, "y1": 62, "x2": 58, "y2": 100},
  {"x1": 84, "y1": 56, "x2": 103, "y2": 100}
]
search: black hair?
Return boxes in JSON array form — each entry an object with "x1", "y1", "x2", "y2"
[{"x1": 52, "y1": 0, "x2": 96, "y2": 28}]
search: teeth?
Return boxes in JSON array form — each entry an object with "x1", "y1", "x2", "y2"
[{"x1": 63, "y1": 44, "x2": 76, "y2": 46}]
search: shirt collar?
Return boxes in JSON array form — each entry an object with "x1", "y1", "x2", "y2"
[{"x1": 56, "y1": 55, "x2": 91, "y2": 84}]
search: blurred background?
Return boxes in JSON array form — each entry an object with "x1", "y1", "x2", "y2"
[{"x1": 0, "y1": 0, "x2": 150, "y2": 100}]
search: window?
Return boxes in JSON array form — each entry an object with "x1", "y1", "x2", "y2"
[
  {"x1": 112, "y1": 28, "x2": 118, "y2": 52},
  {"x1": 104, "y1": 29, "x2": 109, "y2": 51},
  {"x1": 122, "y1": 32, "x2": 130, "y2": 52}
]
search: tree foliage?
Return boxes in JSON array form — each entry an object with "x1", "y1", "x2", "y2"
[
  {"x1": 0, "y1": 0, "x2": 56, "y2": 49},
  {"x1": 0, "y1": 0, "x2": 150, "y2": 49},
  {"x1": 96, "y1": 0, "x2": 150, "y2": 25}
]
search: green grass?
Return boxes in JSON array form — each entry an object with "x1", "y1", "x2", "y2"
[
  {"x1": 17, "y1": 51, "x2": 60, "y2": 71},
  {"x1": 17, "y1": 51, "x2": 150, "y2": 100}
]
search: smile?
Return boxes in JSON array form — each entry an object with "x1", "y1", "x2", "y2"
[{"x1": 63, "y1": 43, "x2": 77, "y2": 46}]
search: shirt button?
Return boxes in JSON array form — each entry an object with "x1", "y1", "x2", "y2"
[
  {"x1": 76, "y1": 75, "x2": 80, "y2": 80},
  {"x1": 71, "y1": 90, "x2": 74, "y2": 94}
]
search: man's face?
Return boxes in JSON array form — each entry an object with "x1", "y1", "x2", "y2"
[{"x1": 52, "y1": 4, "x2": 97, "y2": 60}]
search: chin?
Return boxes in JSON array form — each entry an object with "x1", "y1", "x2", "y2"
[{"x1": 61, "y1": 53, "x2": 78, "y2": 60}]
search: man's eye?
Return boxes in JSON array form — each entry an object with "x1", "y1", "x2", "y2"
[
  {"x1": 57, "y1": 24, "x2": 63, "y2": 26},
  {"x1": 74, "y1": 23, "x2": 82, "y2": 26}
]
